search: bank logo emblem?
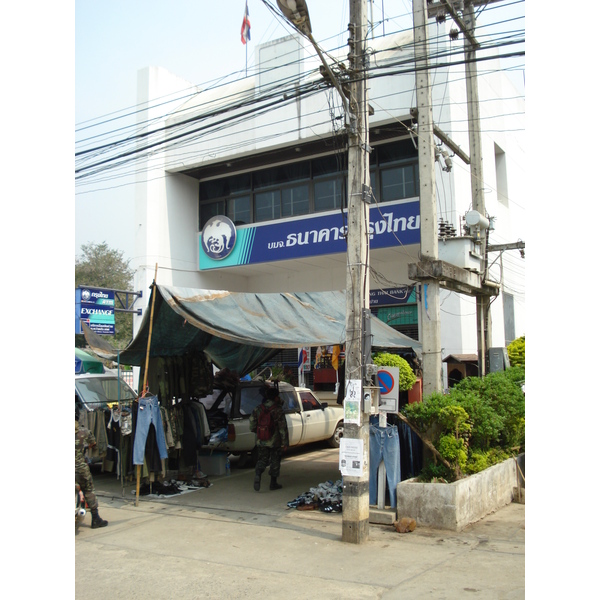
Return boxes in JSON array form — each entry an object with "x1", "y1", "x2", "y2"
[
  {"x1": 81, "y1": 289, "x2": 91, "y2": 302},
  {"x1": 201, "y1": 216, "x2": 237, "y2": 260}
]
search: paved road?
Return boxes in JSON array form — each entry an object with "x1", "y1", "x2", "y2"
[{"x1": 75, "y1": 446, "x2": 525, "y2": 599}]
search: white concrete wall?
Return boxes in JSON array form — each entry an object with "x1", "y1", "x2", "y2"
[
  {"x1": 131, "y1": 31, "x2": 525, "y2": 360},
  {"x1": 397, "y1": 457, "x2": 518, "y2": 531}
]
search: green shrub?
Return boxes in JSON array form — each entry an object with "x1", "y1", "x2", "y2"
[
  {"x1": 417, "y1": 462, "x2": 452, "y2": 483},
  {"x1": 507, "y1": 336, "x2": 525, "y2": 368},
  {"x1": 464, "y1": 451, "x2": 489, "y2": 474},
  {"x1": 438, "y1": 434, "x2": 468, "y2": 470},
  {"x1": 402, "y1": 391, "x2": 454, "y2": 432},
  {"x1": 401, "y1": 367, "x2": 525, "y2": 480},
  {"x1": 372, "y1": 352, "x2": 417, "y2": 391}
]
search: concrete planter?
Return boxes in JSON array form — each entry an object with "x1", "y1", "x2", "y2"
[{"x1": 396, "y1": 455, "x2": 521, "y2": 531}]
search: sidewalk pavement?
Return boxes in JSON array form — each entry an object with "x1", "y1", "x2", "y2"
[{"x1": 75, "y1": 447, "x2": 525, "y2": 599}]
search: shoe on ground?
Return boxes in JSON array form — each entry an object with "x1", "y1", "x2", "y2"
[{"x1": 91, "y1": 514, "x2": 108, "y2": 529}]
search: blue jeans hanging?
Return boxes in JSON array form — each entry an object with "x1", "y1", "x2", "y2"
[
  {"x1": 369, "y1": 423, "x2": 401, "y2": 508},
  {"x1": 133, "y1": 396, "x2": 169, "y2": 465}
]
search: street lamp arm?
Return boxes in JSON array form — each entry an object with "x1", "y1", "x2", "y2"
[{"x1": 275, "y1": 0, "x2": 354, "y2": 126}]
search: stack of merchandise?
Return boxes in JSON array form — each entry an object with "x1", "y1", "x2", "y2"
[{"x1": 286, "y1": 480, "x2": 343, "y2": 513}]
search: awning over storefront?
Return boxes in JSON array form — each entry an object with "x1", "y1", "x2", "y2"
[
  {"x1": 75, "y1": 347, "x2": 104, "y2": 374},
  {"x1": 83, "y1": 285, "x2": 421, "y2": 375}
]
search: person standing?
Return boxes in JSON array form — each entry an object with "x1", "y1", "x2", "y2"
[
  {"x1": 76, "y1": 407, "x2": 108, "y2": 528},
  {"x1": 249, "y1": 385, "x2": 289, "y2": 491}
]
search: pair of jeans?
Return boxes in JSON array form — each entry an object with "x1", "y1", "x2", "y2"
[
  {"x1": 133, "y1": 396, "x2": 169, "y2": 465},
  {"x1": 369, "y1": 423, "x2": 401, "y2": 508}
]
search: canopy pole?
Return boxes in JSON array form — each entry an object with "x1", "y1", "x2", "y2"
[{"x1": 136, "y1": 264, "x2": 158, "y2": 507}]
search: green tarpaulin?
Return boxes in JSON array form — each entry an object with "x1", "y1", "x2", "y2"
[
  {"x1": 75, "y1": 348, "x2": 104, "y2": 374},
  {"x1": 83, "y1": 285, "x2": 421, "y2": 375}
]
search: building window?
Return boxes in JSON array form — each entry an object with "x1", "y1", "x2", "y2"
[
  {"x1": 200, "y1": 200, "x2": 226, "y2": 226},
  {"x1": 314, "y1": 177, "x2": 344, "y2": 212},
  {"x1": 228, "y1": 195, "x2": 251, "y2": 225},
  {"x1": 198, "y1": 139, "x2": 418, "y2": 229},
  {"x1": 380, "y1": 163, "x2": 417, "y2": 202},
  {"x1": 495, "y1": 143, "x2": 509, "y2": 206},
  {"x1": 282, "y1": 184, "x2": 310, "y2": 217},
  {"x1": 255, "y1": 190, "x2": 281, "y2": 222}
]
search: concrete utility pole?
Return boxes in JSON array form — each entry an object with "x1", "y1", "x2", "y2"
[
  {"x1": 276, "y1": 0, "x2": 372, "y2": 544},
  {"x1": 342, "y1": 0, "x2": 371, "y2": 545},
  {"x1": 464, "y1": 1, "x2": 488, "y2": 377},
  {"x1": 413, "y1": 0, "x2": 442, "y2": 395}
]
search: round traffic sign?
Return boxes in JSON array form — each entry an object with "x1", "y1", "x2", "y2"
[{"x1": 377, "y1": 370, "x2": 395, "y2": 395}]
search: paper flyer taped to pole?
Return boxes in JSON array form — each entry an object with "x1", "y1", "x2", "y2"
[
  {"x1": 339, "y1": 437, "x2": 364, "y2": 476},
  {"x1": 343, "y1": 379, "x2": 361, "y2": 425}
]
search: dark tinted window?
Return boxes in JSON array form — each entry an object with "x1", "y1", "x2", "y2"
[
  {"x1": 200, "y1": 173, "x2": 251, "y2": 200},
  {"x1": 300, "y1": 391, "x2": 320, "y2": 411},
  {"x1": 254, "y1": 162, "x2": 310, "y2": 188}
]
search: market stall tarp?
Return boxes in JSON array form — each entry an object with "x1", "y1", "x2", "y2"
[
  {"x1": 82, "y1": 285, "x2": 421, "y2": 375},
  {"x1": 75, "y1": 348, "x2": 104, "y2": 374}
]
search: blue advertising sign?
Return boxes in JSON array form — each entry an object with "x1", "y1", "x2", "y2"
[
  {"x1": 199, "y1": 199, "x2": 420, "y2": 270},
  {"x1": 76, "y1": 287, "x2": 115, "y2": 335}
]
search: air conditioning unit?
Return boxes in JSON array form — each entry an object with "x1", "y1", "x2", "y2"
[{"x1": 489, "y1": 347, "x2": 510, "y2": 372}]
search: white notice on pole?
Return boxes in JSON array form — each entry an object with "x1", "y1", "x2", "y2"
[
  {"x1": 343, "y1": 379, "x2": 361, "y2": 425},
  {"x1": 339, "y1": 437, "x2": 364, "y2": 477}
]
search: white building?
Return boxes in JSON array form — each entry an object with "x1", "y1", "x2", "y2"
[{"x1": 130, "y1": 27, "x2": 525, "y2": 387}]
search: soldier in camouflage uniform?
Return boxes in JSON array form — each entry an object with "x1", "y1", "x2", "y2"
[
  {"x1": 76, "y1": 408, "x2": 108, "y2": 528},
  {"x1": 249, "y1": 386, "x2": 289, "y2": 491}
]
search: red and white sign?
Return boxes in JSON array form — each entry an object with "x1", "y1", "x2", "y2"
[{"x1": 377, "y1": 366, "x2": 399, "y2": 412}]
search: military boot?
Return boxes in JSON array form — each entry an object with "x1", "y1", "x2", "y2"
[
  {"x1": 91, "y1": 510, "x2": 108, "y2": 528},
  {"x1": 253, "y1": 472, "x2": 261, "y2": 492},
  {"x1": 270, "y1": 476, "x2": 282, "y2": 490}
]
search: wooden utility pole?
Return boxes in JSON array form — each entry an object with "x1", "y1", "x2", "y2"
[
  {"x1": 413, "y1": 0, "x2": 442, "y2": 395},
  {"x1": 342, "y1": 0, "x2": 371, "y2": 545}
]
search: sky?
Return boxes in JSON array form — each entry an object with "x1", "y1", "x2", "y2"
[
  {"x1": 75, "y1": 0, "x2": 372, "y2": 261},
  {"x1": 74, "y1": 0, "x2": 525, "y2": 263}
]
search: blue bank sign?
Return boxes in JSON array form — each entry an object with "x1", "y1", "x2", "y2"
[
  {"x1": 199, "y1": 199, "x2": 420, "y2": 270},
  {"x1": 75, "y1": 287, "x2": 115, "y2": 335}
]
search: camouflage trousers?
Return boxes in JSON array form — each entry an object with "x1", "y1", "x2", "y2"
[
  {"x1": 255, "y1": 446, "x2": 283, "y2": 478},
  {"x1": 75, "y1": 462, "x2": 98, "y2": 512}
]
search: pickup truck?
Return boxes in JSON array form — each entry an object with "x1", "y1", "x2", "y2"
[{"x1": 200, "y1": 380, "x2": 344, "y2": 467}]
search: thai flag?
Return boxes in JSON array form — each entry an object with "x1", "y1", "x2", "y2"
[
  {"x1": 298, "y1": 347, "x2": 307, "y2": 371},
  {"x1": 241, "y1": 1, "x2": 251, "y2": 45}
]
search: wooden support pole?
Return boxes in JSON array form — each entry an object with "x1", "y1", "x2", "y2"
[{"x1": 136, "y1": 264, "x2": 158, "y2": 507}]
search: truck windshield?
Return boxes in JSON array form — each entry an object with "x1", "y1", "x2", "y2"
[{"x1": 76, "y1": 376, "x2": 137, "y2": 409}]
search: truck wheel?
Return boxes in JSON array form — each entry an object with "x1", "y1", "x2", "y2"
[
  {"x1": 237, "y1": 448, "x2": 259, "y2": 468},
  {"x1": 328, "y1": 422, "x2": 344, "y2": 448}
]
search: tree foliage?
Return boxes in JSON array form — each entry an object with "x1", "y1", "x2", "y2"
[
  {"x1": 75, "y1": 242, "x2": 134, "y2": 350},
  {"x1": 507, "y1": 335, "x2": 525, "y2": 368}
]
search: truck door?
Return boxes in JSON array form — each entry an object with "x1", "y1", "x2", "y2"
[
  {"x1": 298, "y1": 391, "x2": 329, "y2": 442},
  {"x1": 280, "y1": 390, "x2": 303, "y2": 446}
]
